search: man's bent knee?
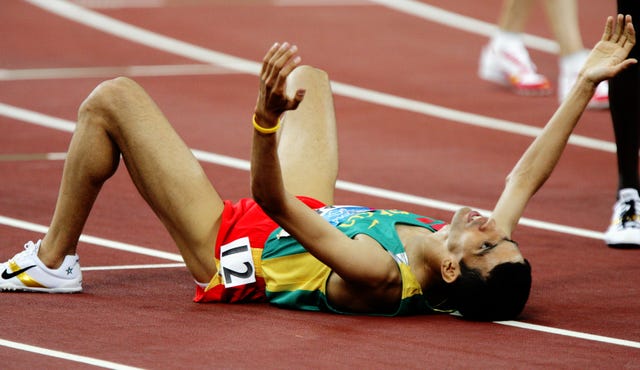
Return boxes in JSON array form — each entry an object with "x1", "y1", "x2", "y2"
[{"x1": 78, "y1": 77, "x2": 151, "y2": 128}]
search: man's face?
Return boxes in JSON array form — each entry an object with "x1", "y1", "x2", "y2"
[{"x1": 446, "y1": 207, "x2": 524, "y2": 277}]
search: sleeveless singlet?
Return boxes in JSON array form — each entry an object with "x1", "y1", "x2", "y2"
[{"x1": 261, "y1": 206, "x2": 448, "y2": 316}]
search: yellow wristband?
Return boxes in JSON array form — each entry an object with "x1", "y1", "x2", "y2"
[{"x1": 252, "y1": 114, "x2": 281, "y2": 134}]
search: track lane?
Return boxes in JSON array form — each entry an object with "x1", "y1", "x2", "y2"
[{"x1": 1, "y1": 0, "x2": 638, "y2": 367}]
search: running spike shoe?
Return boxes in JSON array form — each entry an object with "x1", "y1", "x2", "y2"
[
  {"x1": 0, "y1": 240, "x2": 82, "y2": 292},
  {"x1": 604, "y1": 188, "x2": 640, "y2": 249}
]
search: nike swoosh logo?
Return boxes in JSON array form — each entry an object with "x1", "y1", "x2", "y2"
[{"x1": 1, "y1": 265, "x2": 37, "y2": 280}]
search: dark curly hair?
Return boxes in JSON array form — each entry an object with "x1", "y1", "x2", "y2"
[{"x1": 448, "y1": 259, "x2": 532, "y2": 321}]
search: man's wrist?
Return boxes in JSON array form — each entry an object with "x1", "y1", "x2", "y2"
[
  {"x1": 253, "y1": 113, "x2": 281, "y2": 134},
  {"x1": 253, "y1": 111, "x2": 279, "y2": 128},
  {"x1": 571, "y1": 74, "x2": 598, "y2": 97}
]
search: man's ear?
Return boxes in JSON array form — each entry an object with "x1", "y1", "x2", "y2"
[{"x1": 441, "y1": 257, "x2": 460, "y2": 283}]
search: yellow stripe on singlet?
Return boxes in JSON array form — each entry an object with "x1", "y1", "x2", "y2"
[{"x1": 262, "y1": 252, "x2": 330, "y2": 293}]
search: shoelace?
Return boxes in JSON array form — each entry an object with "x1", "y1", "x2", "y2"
[
  {"x1": 620, "y1": 200, "x2": 640, "y2": 228},
  {"x1": 18, "y1": 240, "x2": 38, "y2": 257}
]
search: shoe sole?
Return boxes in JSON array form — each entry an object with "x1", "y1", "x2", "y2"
[
  {"x1": 479, "y1": 64, "x2": 552, "y2": 96},
  {"x1": 513, "y1": 87, "x2": 552, "y2": 96},
  {"x1": 607, "y1": 243, "x2": 640, "y2": 249},
  {"x1": 0, "y1": 284, "x2": 82, "y2": 293}
]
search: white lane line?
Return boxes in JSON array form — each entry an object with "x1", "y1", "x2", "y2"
[
  {"x1": 367, "y1": 0, "x2": 558, "y2": 53},
  {"x1": 0, "y1": 152, "x2": 67, "y2": 161},
  {"x1": 330, "y1": 81, "x2": 616, "y2": 153},
  {"x1": 0, "y1": 103, "x2": 607, "y2": 240},
  {"x1": 71, "y1": 0, "x2": 370, "y2": 9},
  {"x1": 70, "y1": 0, "x2": 164, "y2": 8},
  {"x1": 0, "y1": 339, "x2": 142, "y2": 370},
  {"x1": 0, "y1": 64, "x2": 238, "y2": 80},
  {"x1": 335, "y1": 180, "x2": 606, "y2": 240},
  {"x1": 496, "y1": 321, "x2": 640, "y2": 349},
  {"x1": 0, "y1": 82, "x2": 618, "y2": 156},
  {"x1": 7, "y1": 0, "x2": 632, "y2": 353},
  {"x1": 0, "y1": 103, "x2": 75, "y2": 132},
  {"x1": 66, "y1": 0, "x2": 560, "y2": 55},
  {"x1": 275, "y1": 0, "x2": 370, "y2": 5},
  {"x1": 82, "y1": 263, "x2": 185, "y2": 271},
  {"x1": 24, "y1": 0, "x2": 605, "y2": 152},
  {"x1": 0, "y1": 215, "x2": 183, "y2": 262},
  {"x1": 0, "y1": 214, "x2": 635, "y2": 350},
  {"x1": 27, "y1": 0, "x2": 260, "y2": 74}
]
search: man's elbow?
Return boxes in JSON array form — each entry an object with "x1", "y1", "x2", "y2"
[{"x1": 251, "y1": 184, "x2": 283, "y2": 215}]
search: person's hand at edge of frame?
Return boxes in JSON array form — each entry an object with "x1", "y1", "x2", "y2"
[
  {"x1": 254, "y1": 42, "x2": 306, "y2": 128},
  {"x1": 581, "y1": 14, "x2": 637, "y2": 86}
]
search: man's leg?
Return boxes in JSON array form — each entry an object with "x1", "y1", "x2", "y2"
[
  {"x1": 38, "y1": 77, "x2": 224, "y2": 283},
  {"x1": 546, "y1": 0, "x2": 609, "y2": 107},
  {"x1": 496, "y1": 0, "x2": 534, "y2": 33},
  {"x1": 542, "y1": 0, "x2": 583, "y2": 57},
  {"x1": 277, "y1": 66, "x2": 338, "y2": 205}
]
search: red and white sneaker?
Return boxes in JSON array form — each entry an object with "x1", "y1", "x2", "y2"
[
  {"x1": 479, "y1": 34, "x2": 551, "y2": 96},
  {"x1": 559, "y1": 50, "x2": 609, "y2": 109},
  {"x1": 588, "y1": 81, "x2": 609, "y2": 109}
]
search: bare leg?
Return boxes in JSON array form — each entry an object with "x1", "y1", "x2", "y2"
[
  {"x1": 543, "y1": 0, "x2": 584, "y2": 56},
  {"x1": 277, "y1": 66, "x2": 338, "y2": 205},
  {"x1": 497, "y1": 0, "x2": 535, "y2": 32},
  {"x1": 39, "y1": 77, "x2": 224, "y2": 283}
]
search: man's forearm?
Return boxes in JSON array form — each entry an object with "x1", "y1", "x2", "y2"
[
  {"x1": 250, "y1": 124, "x2": 287, "y2": 214},
  {"x1": 507, "y1": 76, "x2": 596, "y2": 193}
]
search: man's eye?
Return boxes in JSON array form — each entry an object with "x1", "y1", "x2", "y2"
[{"x1": 482, "y1": 242, "x2": 494, "y2": 250}]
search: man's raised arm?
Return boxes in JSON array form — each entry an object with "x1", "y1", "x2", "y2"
[{"x1": 491, "y1": 15, "x2": 637, "y2": 235}]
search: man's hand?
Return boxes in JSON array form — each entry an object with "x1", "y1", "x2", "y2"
[
  {"x1": 581, "y1": 14, "x2": 637, "y2": 85},
  {"x1": 254, "y1": 42, "x2": 306, "y2": 128}
]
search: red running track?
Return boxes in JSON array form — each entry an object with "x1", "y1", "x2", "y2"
[{"x1": 0, "y1": 0, "x2": 638, "y2": 368}]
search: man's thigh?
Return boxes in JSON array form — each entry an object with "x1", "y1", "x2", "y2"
[{"x1": 102, "y1": 77, "x2": 225, "y2": 281}]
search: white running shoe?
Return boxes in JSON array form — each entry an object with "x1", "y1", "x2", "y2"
[
  {"x1": 479, "y1": 33, "x2": 551, "y2": 96},
  {"x1": 0, "y1": 240, "x2": 82, "y2": 292},
  {"x1": 558, "y1": 50, "x2": 609, "y2": 109},
  {"x1": 604, "y1": 188, "x2": 640, "y2": 249}
]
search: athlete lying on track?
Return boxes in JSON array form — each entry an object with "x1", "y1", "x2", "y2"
[{"x1": 1, "y1": 15, "x2": 635, "y2": 321}]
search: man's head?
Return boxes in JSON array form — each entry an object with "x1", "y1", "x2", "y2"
[
  {"x1": 438, "y1": 207, "x2": 532, "y2": 320},
  {"x1": 448, "y1": 259, "x2": 532, "y2": 320}
]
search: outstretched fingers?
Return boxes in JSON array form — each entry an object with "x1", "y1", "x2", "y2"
[
  {"x1": 596, "y1": 15, "x2": 638, "y2": 81},
  {"x1": 260, "y1": 42, "x2": 281, "y2": 78},
  {"x1": 264, "y1": 43, "x2": 298, "y2": 86},
  {"x1": 255, "y1": 42, "x2": 305, "y2": 123},
  {"x1": 608, "y1": 14, "x2": 635, "y2": 49},
  {"x1": 614, "y1": 14, "x2": 625, "y2": 43},
  {"x1": 622, "y1": 15, "x2": 636, "y2": 52},
  {"x1": 272, "y1": 45, "x2": 304, "y2": 110},
  {"x1": 614, "y1": 15, "x2": 637, "y2": 73},
  {"x1": 602, "y1": 15, "x2": 614, "y2": 42}
]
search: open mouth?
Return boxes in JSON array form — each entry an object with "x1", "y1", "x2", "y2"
[{"x1": 467, "y1": 210, "x2": 482, "y2": 222}]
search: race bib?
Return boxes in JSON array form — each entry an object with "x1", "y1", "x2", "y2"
[{"x1": 219, "y1": 237, "x2": 256, "y2": 288}]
